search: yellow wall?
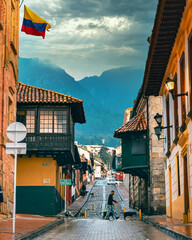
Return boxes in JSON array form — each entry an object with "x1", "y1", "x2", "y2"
[
  {"x1": 17, "y1": 155, "x2": 57, "y2": 187},
  {"x1": 166, "y1": 194, "x2": 184, "y2": 220},
  {"x1": 172, "y1": 194, "x2": 184, "y2": 220}
]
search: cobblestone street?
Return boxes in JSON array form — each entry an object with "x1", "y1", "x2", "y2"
[{"x1": 36, "y1": 181, "x2": 174, "y2": 240}]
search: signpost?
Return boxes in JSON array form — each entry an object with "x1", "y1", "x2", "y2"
[
  {"x1": 60, "y1": 179, "x2": 71, "y2": 212},
  {"x1": 6, "y1": 122, "x2": 27, "y2": 234}
]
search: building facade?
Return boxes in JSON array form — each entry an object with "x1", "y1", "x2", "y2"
[
  {"x1": 144, "y1": 0, "x2": 192, "y2": 223},
  {"x1": 0, "y1": 0, "x2": 19, "y2": 217},
  {"x1": 16, "y1": 82, "x2": 86, "y2": 215},
  {"x1": 114, "y1": 93, "x2": 166, "y2": 215}
]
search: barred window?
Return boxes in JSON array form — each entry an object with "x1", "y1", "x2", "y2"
[
  {"x1": 54, "y1": 111, "x2": 67, "y2": 133},
  {"x1": 40, "y1": 110, "x2": 67, "y2": 133},
  {"x1": 40, "y1": 111, "x2": 53, "y2": 133},
  {"x1": 26, "y1": 111, "x2": 35, "y2": 133}
]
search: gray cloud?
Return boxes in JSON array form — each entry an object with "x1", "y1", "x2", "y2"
[{"x1": 19, "y1": 0, "x2": 157, "y2": 79}]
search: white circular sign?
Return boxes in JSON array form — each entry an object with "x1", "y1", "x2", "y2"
[{"x1": 7, "y1": 122, "x2": 27, "y2": 143}]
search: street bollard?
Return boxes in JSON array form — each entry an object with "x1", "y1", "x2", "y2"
[
  {"x1": 84, "y1": 208, "x2": 87, "y2": 218},
  {"x1": 104, "y1": 207, "x2": 106, "y2": 218},
  {"x1": 113, "y1": 202, "x2": 115, "y2": 210},
  {"x1": 139, "y1": 209, "x2": 142, "y2": 219},
  {"x1": 124, "y1": 208, "x2": 126, "y2": 220},
  {"x1": 92, "y1": 204, "x2": 94, "y2": 211}
]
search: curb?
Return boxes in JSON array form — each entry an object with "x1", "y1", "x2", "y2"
[
  {"x1": 74, "y1": 181, "x2": 96, "y2": 217},
  {"x1": 15, "y1": 218, "x2": 65, "y2": 240},
  {"x1": 115, "y1": 185, "x2": 124, "y2": 201},
  {"x1": 143, "y1": 217, "x2": 192, "y2": 240}
]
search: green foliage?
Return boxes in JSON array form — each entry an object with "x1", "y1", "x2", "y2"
[{"x1": 99, "y1": 146, "x2": 112, "y2": 166}]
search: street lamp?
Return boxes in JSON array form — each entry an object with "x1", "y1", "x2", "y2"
[
  {"x1": 165, "y1": 77, "x2": 188, "y2": 99},
  {"x1": 154, "y1": 113, "x2": 163, "y2": 126},
  {"x1": 154, "y1": 113, "x2": 172, "y2": 140}
]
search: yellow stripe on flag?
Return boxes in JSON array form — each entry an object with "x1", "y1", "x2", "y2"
[{"x1": 24, "y1": 5, "x2": 51, "y2": 30}]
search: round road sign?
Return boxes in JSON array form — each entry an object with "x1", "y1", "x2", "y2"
[{"x1": 7, "y1": 122, "x2": 27, "y2": 143}]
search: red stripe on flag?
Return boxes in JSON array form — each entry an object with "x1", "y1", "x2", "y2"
[{"x1": 21, "y1": 25, "x2": 46, "y2": 39}]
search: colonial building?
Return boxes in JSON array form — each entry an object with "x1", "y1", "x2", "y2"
[
  {"x1": 114, "y1": 93, "x2": 165, "y2": 215},
  {"x1": 78, "y1": 146, "x2": 94, "y2": 183},
  {"x1": 0, "y1": 0, "x2": 19, "y2": 217},
  {"x1": 144, "y1": 0, "x2": 192, "y2": 223},
  {"x1": 16, "y1": 82, "x2": 86, "y2": 215}
]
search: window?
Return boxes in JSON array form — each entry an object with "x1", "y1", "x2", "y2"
[
  {"x1": 131, "y1": 139, "x2": 146, "y2": 155},
  {"x1": 26, "y1": 111, "x2": 35, "y2": 133},
  {"x1": 180, "y1": 52, "x2": 186, "y2": 123},
  {"x1": 189, "y1": 32, "x2": 192, "y2": 110},
  {"x1": 176, "y1": 155, "x2": 181, "y2": 197},
  {"x1": 54, "y1": 111, "x2": 67, "y2": 133},
  {"x1": 40, "y1": 111, "x2": 53, "y2": 133},
  {"x1": 8, "y1": 98, "x2": 13, "y2": 125},
  {"x1": 173, "y1": 74, "x2": 179, "y2": 137},
  {"x1": 40, "y1": 110, "x2": 67, "y2": 133},
  {"x1": 166, "y1": 95, "x2": 170, "y2": 150}
]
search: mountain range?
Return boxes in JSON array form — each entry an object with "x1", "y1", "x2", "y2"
[{"x1": 19, "y1": 57, "x2": 143, "y2": 147}]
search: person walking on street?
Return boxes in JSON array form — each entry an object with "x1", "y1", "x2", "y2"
[
  {"x1": 106, "y1": 190, "x2": 119, "y2": 220},
  {"x1": 82, "y1": 184, "x2": 86, "y2": 198}
]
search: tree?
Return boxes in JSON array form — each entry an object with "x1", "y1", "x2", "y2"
[{"x1": 99, "y1": 146, "x2": 112, "y2": 167}]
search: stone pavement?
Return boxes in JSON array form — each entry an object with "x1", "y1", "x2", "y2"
[
  {"x1": 0, "y1": 182, "x2": 95, "y2": 240},
  {"x1": 143, "y1": 215, "x2": 192, "y2": 239},
  {"x1": 35, "y1": 218, "x2": 174, "y2": 240}
]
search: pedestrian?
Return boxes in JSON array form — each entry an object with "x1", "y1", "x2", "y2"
[
  {"x1": 105, "y1": 190, "x2": 119, "y2": 220},
  {"x1": 0, "y1": 186, "x2": 3, "y2": 207},
  {"x1": 82, "y1": 184, "x2": 86, "y2": 198}
]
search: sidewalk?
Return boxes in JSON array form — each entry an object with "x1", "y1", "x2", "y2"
[
  {"x1": 59, "y1": 181, "x2": 95, "y2": 217},
  {"x1": 143, "y1": 215, "x2": 192, "y2": 240},
  {"x1": 0, "y1": 181, "x2": 95, "y2": 240},
  {"x1": 0, "y1": 214, "x2": 60, "y2": 240}
]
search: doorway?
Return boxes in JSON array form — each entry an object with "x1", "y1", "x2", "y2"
[
  {"x1": 168, "y1": 166, "x2": 172, "y2": 217},
  {"x1": 183, "y1": 153, "x2": 189, "y2": 217}
]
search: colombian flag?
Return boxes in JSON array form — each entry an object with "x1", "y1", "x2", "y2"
[{"x1": 21, "y1": 5, "x2": 51, "y2": 39}]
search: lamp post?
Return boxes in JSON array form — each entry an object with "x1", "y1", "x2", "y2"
[
  {"x1": 165, "y1": 77, "x2": 188, "y2": 99},
  {"x1": 154, "y1": 113, "x2": 172, "y2": 140}
]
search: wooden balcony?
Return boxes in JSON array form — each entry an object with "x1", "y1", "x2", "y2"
[
  {"x1": 121, "y1": 136, "x2": 148, "y2": 178},
  {"x1": 24, "y1": 134, "x2": 75, "y2": 166}
]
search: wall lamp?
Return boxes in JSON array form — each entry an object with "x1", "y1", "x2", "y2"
[
  {"x1": 154, "y1": 113, "x2": 172, "y2": 140},
  {"x1": 165, "y1": 77, "x2": 188, "y2": 99}
]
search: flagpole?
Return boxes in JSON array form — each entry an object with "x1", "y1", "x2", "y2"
[{"x1": 20, "y1": 0, "x2": 25, "y2": 8}]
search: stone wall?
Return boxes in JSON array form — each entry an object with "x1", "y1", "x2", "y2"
[
  {"x1": 148, "y1": 96, "x2": 166, "y2": 214},
  {"x1": 128, "y1": 96, "x2": 166, "y2": 215}
]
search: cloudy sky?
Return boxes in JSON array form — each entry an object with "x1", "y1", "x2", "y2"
[{"x1": 19, "y1": 0, "x2": 157, "y2": 80}]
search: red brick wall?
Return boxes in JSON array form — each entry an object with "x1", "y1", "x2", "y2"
[{"x1": 0, "y1": 0, "x2": 19, "y2": 217}]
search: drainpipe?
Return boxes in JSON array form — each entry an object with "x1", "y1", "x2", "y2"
[{"x1": 146, "y1": 97, "x2": 150, "y2": 215}]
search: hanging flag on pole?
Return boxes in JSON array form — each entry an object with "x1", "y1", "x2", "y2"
[{"x1": 21, "y1": 5, "x2": 51, "y2": 39}]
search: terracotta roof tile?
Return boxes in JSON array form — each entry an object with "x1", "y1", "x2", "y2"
[
  {"x1": 17, "y1": 82, "x2": 83, "y2": 104},
  {"x1": 114, "y1": 112, "x2": 147, "y2": 138}
]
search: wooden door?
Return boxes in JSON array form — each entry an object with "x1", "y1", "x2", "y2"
[
  {"x1": 183, "y1": 153, "x2": 189, "y2": 215},
  {"x1": 168, "y1": 166, "x2": 172, "y2": 217}
]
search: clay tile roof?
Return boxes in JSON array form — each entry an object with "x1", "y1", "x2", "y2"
[
  {"x1": 114, "y1": 112, "x2": 147, "y2": 138},
  {"x1": 143, "y1": 0, "x2": 186, "y2": 96},
  {"x1": 17, "y1": 82, "x2": 83, "y2": 104},
  {"x1": 17, "y1": 82, "x2": 86, "y2": 124}
]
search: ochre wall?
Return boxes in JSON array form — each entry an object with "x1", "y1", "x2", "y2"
[{"x1": 17, "y1": 156, "x2": 57, "y2": 186}]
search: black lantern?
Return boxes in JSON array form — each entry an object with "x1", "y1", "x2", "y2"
[
  {"x1": 154, "y1": 112, "x2": 172, "y2": 141},
  {"x1": 154, "y1": 126, "x2": 162, "y2": 140},
  {"x1": 154, "y1": 113, "x2": 163, "y2": 126}
]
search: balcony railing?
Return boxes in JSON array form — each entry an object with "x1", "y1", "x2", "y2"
[{"x1": 25, "y1": 134, "x2": 73, "y2": 152}]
